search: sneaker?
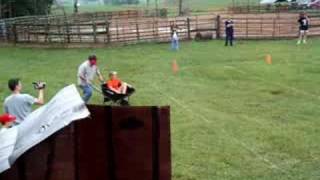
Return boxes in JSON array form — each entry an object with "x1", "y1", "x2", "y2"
[
  {"x1": 297, "y1": 41, "x2": 301, "y2": 45},
  {"x1": 303, "y1": 40, "x2": 307, "y2": 44}
]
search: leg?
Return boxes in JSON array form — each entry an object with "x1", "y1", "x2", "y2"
[
  {"x1": 80, "y1": 85, "x2": 93, "y2": 103},
  {"x1": 120, "y1": 82, "x2": 128, "y2": 94},
  {"x1": 225, "y1": 35, "x2": 229, "y2": 46},
  {"x1": 297, "y1": 30, "x2": 303, "y2": 44},
  {"x1": 171, "y1": 39, "x2": 175, "y2": 50},
  {"x1": 230, "y1": 34, "x2": 234, "y2": 46},
  {"x1": 176, "y1": 40, "x2": 179, "y2": 50},
  {"x1": 303, "y1": 31, "x2": 308, "y2": 44}
]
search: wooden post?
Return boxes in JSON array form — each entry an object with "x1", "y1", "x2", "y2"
[
  {"x1": 260, "y1": 16, "x2": 263, "y2": 38},
  {"x1": 272, "y1": 18, "x2": 275, "y2": 38},
  {"x1": 27, "y1": 25, "x2": 30, "y2": 43},
  {"x1": 106, "y1": 21, "x2": 110, "y2": 43},
  {"x1": 12, "y1": 23, "x2": 17, "y2": 43},
  {"x1": 93, "y1": 22, "x2": 97, "y2": 43},
  {"x1": 45, "y1": 23, "x2": 50, "y2": 43},
  {"x1": 116, "y1": 20, "x2": 119, "y2": 42},
  {"x1": 187, "y1": 17, "x2": 191, "y2": 40},
  {"x1": 66, "y1": 23, "x2": 71, "y2": 43},
  {"x1": 216, "y1": 15, "x2": 221, "y2": 39},
  {"x1": 246, "y1": 16, "x2": 249, "y2": 38},
  {"x1": 136, "y1": 21, "x2": 140, "y2": 41}
]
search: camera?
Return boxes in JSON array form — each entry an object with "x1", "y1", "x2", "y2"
[{"x1": 32, "y1": 82, "x2": 46, "y2": 90}]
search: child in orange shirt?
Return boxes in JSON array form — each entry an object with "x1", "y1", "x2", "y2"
[{"x1": 107, "y1": 71, "x2": 134, "y2": 95}]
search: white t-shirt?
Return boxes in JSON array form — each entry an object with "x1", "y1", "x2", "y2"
[
  {"x1": 173, "y1": 32, "x2": 178, "y2": 41},
  {"x1": 77, "y1": 60, "x2": 100, "y2": 86},
  {"x1": 4, "y1": 94, "x2": 36, "y2": 123}
]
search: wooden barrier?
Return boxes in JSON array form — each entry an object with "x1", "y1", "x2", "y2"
[
  {"x1": 0, "y1": 105, "x2": 171, "y2": 180},
  {"x1": 2, "y1": 12, "x2": 320, "y2": 44}
]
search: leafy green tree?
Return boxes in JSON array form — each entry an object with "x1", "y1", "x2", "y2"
[{"x1": 1, "y1": 0, "x2": 54, "y2": 17}]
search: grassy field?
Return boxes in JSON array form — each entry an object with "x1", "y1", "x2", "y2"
[
  {"x1": 52, "y1": 0, "x2": 261, "y2": 15},
  {"x1": 1, "y1": 39, "x2": 320, "y2": 179}
]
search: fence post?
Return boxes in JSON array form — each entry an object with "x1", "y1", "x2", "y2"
[
  {"x1": 106, "y1": 21, "x2": 110, "y2": 43},
  {"x1": 13, "y1": 23, "x2": 17, "y2": 44},
  {"x1": 187, "y1": 17, "x2": 191, "y2": 40},
  {"x1": 136, "y1": 21, "x2": 140, "y2": 41},
  {"x1": 246, "y1": 16, "x2": 248, "y2": 38},
  {"x1": 27, "y1": 25, "x2": 30, "y2": 43},
  {"x1": 65, "y1": 21, "x2": 71, "y2": 43},
  {"x1": 272, "y1": 18, "x2": 276, "y2": 39},
  {"x1": 93, "y1": 22, "x2": 97, "y2": 43},
  {"x1": 216, "y1": 15, "x2": 221, "y2": 39}
]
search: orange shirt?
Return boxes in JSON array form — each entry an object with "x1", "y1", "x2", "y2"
[{"x1": 107, "y1": 79, "x2": 122, "y2": 90}]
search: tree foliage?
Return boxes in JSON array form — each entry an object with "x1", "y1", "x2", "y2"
[{"x1": 2, "y1": 0, "x2": 54, "y2": 17}]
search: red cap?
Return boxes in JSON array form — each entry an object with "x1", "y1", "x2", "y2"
[{"x1": 0, "y1": 113, "x2": 16, "y2": 124}]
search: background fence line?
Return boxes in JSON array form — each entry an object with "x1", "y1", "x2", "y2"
[{"x1": 1, "y1": 12, "x2": 320, "y2": 44}]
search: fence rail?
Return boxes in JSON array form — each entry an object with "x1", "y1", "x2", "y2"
[{"x1": 1, "y1": 12, "x2": 320, "y2": 44}]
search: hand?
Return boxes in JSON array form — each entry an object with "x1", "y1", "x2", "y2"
[{"x1": 33, "y1": 82, "x2": 46, "y2": 90}]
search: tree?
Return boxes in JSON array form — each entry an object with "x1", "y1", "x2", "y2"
[
  {"x1": 178, "y1": 0, "x2": 183, "y2": 16},
  {"x1": 1, "y1": 0, "x2": 54, "y2": 17}
]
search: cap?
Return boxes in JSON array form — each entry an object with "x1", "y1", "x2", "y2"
[{"x1": 0, "y1": 114, "x2": 16, "y2": 125}]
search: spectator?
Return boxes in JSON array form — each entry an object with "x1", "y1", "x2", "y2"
[
  {"x1": 3, "y1": 78, "x2": 44, "y2": 125},
  {"x1": 0, "y1": 114, "x2": 16, "y2": 129},
  {"x1": 78, "y1": 55, "x2": 104, "y2": 103},
  {"x1": 225, "y1": 18, "x2": 234, "y2": 46},
  {"x1": 297, "y1": 13, "x2": 309, "y2": 45},
  {"x1": 171, "y1": 30, "x2": 179, "y2": 51}
]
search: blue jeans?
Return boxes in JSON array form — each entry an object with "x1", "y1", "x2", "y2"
[
  {"x1": 171, "y1": 39, "x2": 179, "y2": 51},
  {"x1": 79, "y1": 85, "x2": 93, "y2": 103}
]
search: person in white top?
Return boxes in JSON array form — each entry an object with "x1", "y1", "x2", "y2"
[
  {"x1": 3, "y1": 78, "x2": 45, "y2": 124},
  {"x1": 171, "y1": 30, "x2": 179, "y2": 51},
  {"x1": 77, "y1": 55, "x2": 104, "y2": 103}
]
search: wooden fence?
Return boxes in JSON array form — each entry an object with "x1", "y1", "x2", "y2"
[
  {"x1": 10, "y1": 15, "x2": 217, "y2": 44},
  {"x1": 219, "y1": 13, "x2": 320, "y2": 39},
  {"x1": 0, "y1": 105, "x2": 171, "y2": 180},
  {"x1": 1, "y1": 12, "x2": 320, "y2": 44}
]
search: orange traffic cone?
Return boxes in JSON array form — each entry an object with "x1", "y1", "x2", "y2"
[
  {"x1": 265, "y1": 54, "x2": 272, "y2": 65},
  {"x1": 172, "y1": 59, "x2": 179, "y2": 74}
]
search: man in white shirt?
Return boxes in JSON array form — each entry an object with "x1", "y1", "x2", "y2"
[
  {"x1": 77, "y1": 55, "x2": 104, "y2": 103},
  {"x1": 3, "y1": 78, "x2": 45, "y2": 124}
]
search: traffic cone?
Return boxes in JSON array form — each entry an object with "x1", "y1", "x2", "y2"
[
  {"x1": 265, "y1": 54, "x2": 272, "y2": 65},
  {"x1": 172, "y1": 59, "x2": 179, "y2": 74}
]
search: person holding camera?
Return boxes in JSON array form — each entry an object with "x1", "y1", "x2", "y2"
[
  {"x1": 78, "y1": 55, "x2": 104, "y2": 103},
  {"x1": 3, "y1": 78, "x2": 45, "y2": 125}
]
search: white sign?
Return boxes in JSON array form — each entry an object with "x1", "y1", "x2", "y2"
[
  {"x1": 0, "y1": 127, "x2": 18, "y2": 173},
  {"x1": 0, "y1": 84, "x2": 90, "y2": 174}
]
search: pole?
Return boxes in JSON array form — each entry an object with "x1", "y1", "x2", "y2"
[
  {"x1": 179, "y1": 0, "x2": 183, "y2": 16},
  {"x1": 0, "y1": 0, "x2": 2, "y2": 18},
  {"x1": 155, "y1": 0, "x2": 158, "y2": 17},
  {"x1": 74, "y1": 0, "x2": 78, "y2": 13}
]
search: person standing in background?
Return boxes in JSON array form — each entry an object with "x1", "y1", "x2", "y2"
[
  {"x1": 297, "y1": 12, "x2": 309, "y2": 45},
  {"x1": 225, "y1": 18, "x2": 234, "y2": 46}
]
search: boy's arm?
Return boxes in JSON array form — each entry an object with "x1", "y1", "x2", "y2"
[{"x1": 34, "y1": 89, "x2": 44, "y2": 105}]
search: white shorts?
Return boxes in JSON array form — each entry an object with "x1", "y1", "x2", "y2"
[{"x1": 300, "y1": 30, "x2": 309, "y2": 34}]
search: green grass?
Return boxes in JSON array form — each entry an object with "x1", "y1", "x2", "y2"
[
  {"x1": 1, "y1": 39, "x2": 320, "y2": 179},
  {"x1": 51, "y1": 0, "x2": 261, "y2": 15}
]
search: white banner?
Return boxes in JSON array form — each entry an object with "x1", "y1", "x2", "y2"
[
  {"x1": 0, "y1": 127, "x2": 18, "y2": 173},
  {"x1": 0, "y1": 84, "x2": 90, "y2": 174}
]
